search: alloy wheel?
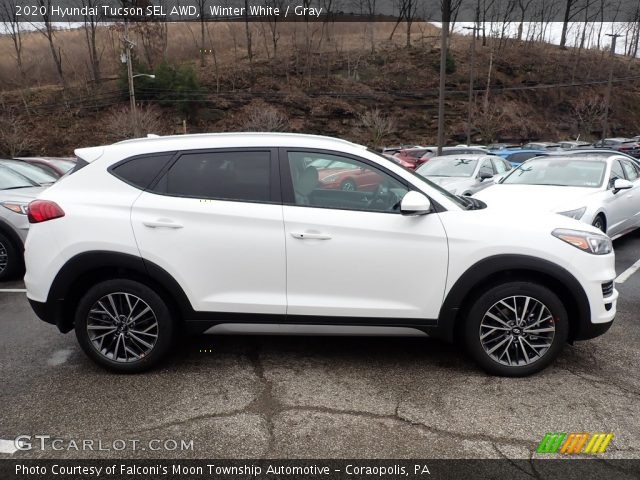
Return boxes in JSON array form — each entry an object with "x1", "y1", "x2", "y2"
[
  {"x1": 86, "y1": 292, "x2": 159, "y2": 363},
  {"x1": 479, "y1": 295, "x2": 555, "y2": 367}
]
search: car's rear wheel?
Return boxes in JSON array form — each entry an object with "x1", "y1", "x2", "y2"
[
  {"x1": 74, "y1": 279, "x2": 174, "y2": 373},
  {"x1": 0, "y1": 233, "x2": 20, "y2": 282},
  {"x1": 464, "y1": 282, "x2": 568, "y2": 376}
]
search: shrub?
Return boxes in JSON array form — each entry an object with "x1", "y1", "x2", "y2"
[
  {"x1": 358, "y1": 108, "x2": 395, "y2": 146},
  {"x1": 105, "y1": 105, "x2": 165, "y2": 140},
  {"x1": 241, "y1": 104, "x2": 289, "y2": 132}
]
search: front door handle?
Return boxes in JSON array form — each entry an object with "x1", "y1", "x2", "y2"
[
  {"x1": 143, "y1": 219, "x2": 184, "y2": 229},
  {"x1": 290, "y1": 232, "x2": 332, "y2": 240}
]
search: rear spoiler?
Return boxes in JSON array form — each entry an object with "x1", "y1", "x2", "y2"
[{"x1": 73, "y1": 146, "x2": 104, "y2": 163}]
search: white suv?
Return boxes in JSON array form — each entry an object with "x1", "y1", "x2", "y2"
[{"x1": 24, "y1": 133, "x2": 618, "y2": 376}]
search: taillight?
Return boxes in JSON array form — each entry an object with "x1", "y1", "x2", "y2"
[{"x1": 28, "y1": 200, "x2": 65, "y2": 223}]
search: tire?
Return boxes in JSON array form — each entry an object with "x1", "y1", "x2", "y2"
[
  {"x1": 340, "y1": 179, "x2": 357, "y2": 191},
  {"x1": 74, "y1": 279, "x2": 174, "y2": 373},
  {"x1": 0, "y1": 232, "x2": 20, "y2": 282},
  {"x1": 592, "y1": 215, "x2": 606, "y2": 233},
  {"x1": 463, "y1": 282, "x2": 568, "y2": 377}
]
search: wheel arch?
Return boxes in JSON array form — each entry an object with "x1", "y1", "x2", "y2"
[
  {"x1": 47, "y1": 251, "x2": 193, "y2": 333},
  {"x1": 438, "y1": 254, "x2": 590, "y2": 343}
]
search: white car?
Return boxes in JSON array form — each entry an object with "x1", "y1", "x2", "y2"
[
  {"x1": 415, "y1": 154, "x2": 512, "y2": 196},
  {"x1": 24, "y1": 133, "x2": 617, "y2": 376},
  {"x1": 474, "y1": 154, "x2": 640, "y2": 239}
]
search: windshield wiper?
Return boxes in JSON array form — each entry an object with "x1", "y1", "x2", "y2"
[{"x1": 2, "y1": 185, "x2": 34, "y2": 190}]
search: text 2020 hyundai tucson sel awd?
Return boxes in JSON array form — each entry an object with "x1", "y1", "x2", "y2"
[{"x1": 24, "y1": 133, "x2": 618, "y2": 376}]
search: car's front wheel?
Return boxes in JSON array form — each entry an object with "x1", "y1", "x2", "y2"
[
  {"x1": 464, "y1": 282, "x2": 568, "y2": 376},
  {"x1": 74, "y1": 279, "x2": 174, "y2": 373}
]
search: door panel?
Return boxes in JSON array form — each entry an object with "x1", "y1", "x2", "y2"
[
  {"x1": 130, "y1": 149, "x2": 286, "y2": 314},
  {"x1": 282, "y1": 149, "x2": 449, "y2": 320}
]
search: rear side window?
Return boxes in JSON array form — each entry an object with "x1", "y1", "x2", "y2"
[
  {"x1": 111, "y1": 154, "x2": 175, "y2": 190},
  {"x1": 153, "y1": 151, "x2": 271, "y2": 202}
]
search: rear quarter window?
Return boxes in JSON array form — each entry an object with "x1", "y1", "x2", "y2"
[{"x1": 110, "y1": 154, "x2": 175, "y2": 190}]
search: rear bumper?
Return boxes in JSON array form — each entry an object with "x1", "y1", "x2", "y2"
[{"x1": 28, "y1": 298, "x2": 72, "y2": 333}]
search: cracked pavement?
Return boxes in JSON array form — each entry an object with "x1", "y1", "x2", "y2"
[{"x1": 1, "y1": 231, "x2": 639, "y2": 460}]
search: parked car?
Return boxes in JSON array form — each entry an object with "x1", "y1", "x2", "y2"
[
  {"x1": 415, "y1": 154, "x2": 512, "y2": 196},
  {"x1": 556, "y1": 148, "x2": 640, "y2": 167},
  {"x1": 393, "y1": 147, "x2": 436, "y2": 169},
  {"x1": 0, "y1": 159, "x2": 57, "y2": 186},
  {"x1": 522, "y1": 142, "x2": 561, "y2": 151},
  {"x1": 418, "y1": 146, "x2": 490, "y2": 165},
  {"x1": 558, "y1": 141, "x2": 591, "y2": 150},
  {"x1": 492, "y1": 148, "x2": 548, "y2": 167},
  {"x1": 487, "y1": 143, "x2": 520, "y2": 150},
  {"x1": 309, "y1": 157, "x2": 383, "y2": 192},
  {"x1": 25, "y1": 133, "x2": 616, "y2": 376},
  {"x1": 0, "y1": 165, "x2": 46, "y2": 281},
  {"x1": 382, "y1": 145, "x2": 419, "y2": 156},
  {"x1": 474, "y1": 154, "x2": 640, "y2": 238},
  {"x1": 592, "y1": 138, "x2": 640, "y2": 158},
  {"x1": 15, "y1": 157, "x2": 77, "y2": 177}
]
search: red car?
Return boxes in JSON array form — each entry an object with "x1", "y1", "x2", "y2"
[
  {"x1": 393, "y1": 147, "x2": 436, "y2": 170},
  {"x1": 310, "y1": 159, "x2": 383, "y2": 191},
  {"x1": 14, "y1": 157, "x2": 77, "y2": 177}
]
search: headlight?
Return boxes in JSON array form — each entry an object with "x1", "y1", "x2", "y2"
[
  {"x1": 558, "y1": 207, "x2": 586, "y2": 220},
  {"x1": 1, "y1": 202, "x2": 28, "y2": 215},
  {"x1": 322, "y1": 175, "x2": 338, "y2": 183},
  {"x1": 552, "y1": 228, "x2": 612, "y2": 255}
]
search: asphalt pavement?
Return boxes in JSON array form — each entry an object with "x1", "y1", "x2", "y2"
[{"x1": 1, "y1": 231, "x2": 639, "y2": 461}]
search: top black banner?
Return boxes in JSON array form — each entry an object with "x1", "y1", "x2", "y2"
[{"x1": 1, "y1": 0, "x2": 639, "y2": 23}]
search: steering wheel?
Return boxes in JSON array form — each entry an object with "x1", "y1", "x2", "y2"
[{"x1": 368, "y1": 183, "x2": 397, "y2": 210}]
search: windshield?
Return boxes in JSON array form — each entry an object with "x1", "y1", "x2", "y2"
[
  {"x1": 0, "y1": 165, "x2": 39, "y2": 189},
  {"x1": 49, "y1": 159, "x2": 76, "y2": 173},
  {"x1": 416, "y1": 158, "x2": 478, "y2": 178},
  {"x1": 1, "y1": 161, "x2": 57, "y2": 185},
  {"x1": 366, "y1": 148, "x2": 467, "y2": 209},
  {"x1": 502, "y1": 158, "x2": 606, "y2": 187}
]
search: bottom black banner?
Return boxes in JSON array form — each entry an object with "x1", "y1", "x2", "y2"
[{"x1": 1, "y1": 459, "x2": 640, "y2": 480}]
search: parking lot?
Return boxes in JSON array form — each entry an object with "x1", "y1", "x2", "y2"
[{"x1": 1, "y1": 230, "x2": 639, "y2": 461}]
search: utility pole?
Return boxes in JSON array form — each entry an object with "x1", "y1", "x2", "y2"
[
  {"x1": 437, "y1": 20, "x2": 449, "y2": 156},
  {"x1": 602, "y1": 33, "x2": 621, "y2": 140},
  {"x1": 123, "y1": 20, "x2": 137, "y2": 136},
  {"x1": 463, "y1": 25, "x2": 480, "y2": 146}
]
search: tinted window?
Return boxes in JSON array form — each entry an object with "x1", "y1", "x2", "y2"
[
  {"x1": 506, "y1": 152, "x2": 540, "y2": 164},
  {"x1": 155, "y1": 151, "x2": 271, "y2": 202},
  {"x1": 287, "y1": 151, "x2": 408, "y2": 213},
  {"x1": 112, "y1": 154, "x2": 174, "y2": 190},
  {"x1": 621, "y1": 160, "x2": 639, "y2": 181}
]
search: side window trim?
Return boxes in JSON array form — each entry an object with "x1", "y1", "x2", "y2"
[{"x1": 147, "y1": 147, "x2": 281, "y2": 205}]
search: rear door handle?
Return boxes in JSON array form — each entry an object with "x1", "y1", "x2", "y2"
[
  {"x1": 290, "y1": 232, "x2": 332, "y2": 240},
  {"x1": 143, "y1": 219, "x2": 183, "y2": 229}
]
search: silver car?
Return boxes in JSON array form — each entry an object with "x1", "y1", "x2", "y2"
[
  {"x1": 415, "y1": 154, "x2": 512, "y2": 196},
  {"x1": 0, "y1": 165, "x2": 45, "y2": 281}
]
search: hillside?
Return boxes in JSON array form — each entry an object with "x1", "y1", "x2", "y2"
[{"x1": 1, "y1": 22, "x2": 640, "y2": 156}]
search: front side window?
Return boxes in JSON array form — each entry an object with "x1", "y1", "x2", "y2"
[
  {"x1": 492, "y1": 158, "x2": 509, "y2": 174},
  {"x1": 154, "y1": 151, "x2": 271, "y2": 202},
  {"x1": 621, "y1": 160, "x2": 639, "y2": 181},
  {"x1": 610, "y1": 160, "x2": 625, "y2": 184},
  {"x1": 479, "y1": 159, "x2": 494, "y2": 176},
  {"x1": 287, "y1": 151, "x2": 408, "y2": 213}
]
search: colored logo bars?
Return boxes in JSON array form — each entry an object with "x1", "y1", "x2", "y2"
[{"x1": 536, "y1": 432, "x2": 613, "y2": 454}]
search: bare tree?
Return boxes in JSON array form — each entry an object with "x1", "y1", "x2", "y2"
[
  {"x1": 105, "y1": 105, "x2": 165, "y2": 140},
  {"x1": 242, "y1": 103, "x2": 289, "y2": 131},
  {"x1": 1, "y1": 1, "x2": 26, "y2": 82},
  {"x1": 0, "y1": 112, "x2": 35, "y2": 156},
  {"x1": 572, "y1": 93, "x2": 606, "y2": 138},
  {"x1": 358, "y1": 108, "x2": 395, "y2": 146},
  {"x1": 80, "y1": 0, "x2": 103, "y2": 84},
  {"x1": 244, "y1": 0, "x2": 253, "y2": 61},
  {"x1": 34, "y1": 0, "x2": 65, "y2": 87}
]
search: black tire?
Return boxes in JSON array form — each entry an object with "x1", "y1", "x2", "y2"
[
  {"x1": 74, "y1": 279, "x2": 174, "y2": 373},
  {"x1": 463, "y1": 282, "x2": 568, "y2": 377},
  {"x1": 340, "y1": 179, "x2": 357, "y2": 191},
  {"x1": 592, "y1": 214, "x2": 606, "y2": 233},
  {"x1": 0, "y1": 232, "x2": 20, "y2": 282}
]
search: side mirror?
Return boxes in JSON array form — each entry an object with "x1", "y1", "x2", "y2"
[
  {"x1": 613, "y1": 178, "x2": 633, "y2": 193},
  {"x1": 400, "y1": 191, "x2": 431, "y2": 215},
  {"x1": 478, "y1": 172, "x2": 493, "y2": 182}
]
